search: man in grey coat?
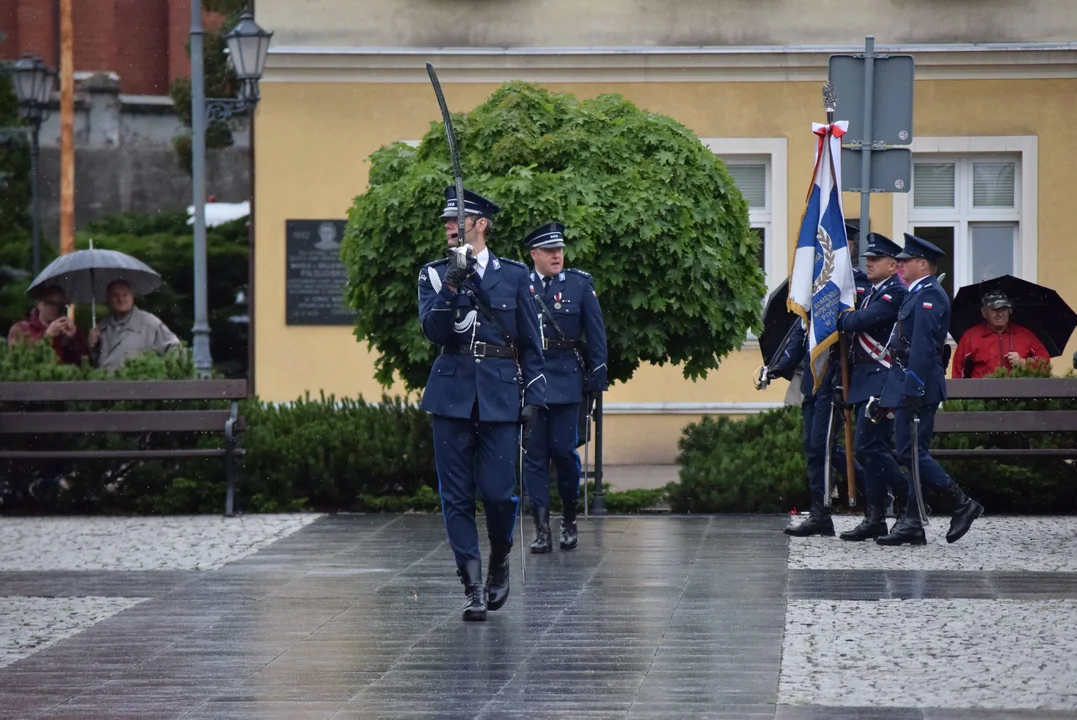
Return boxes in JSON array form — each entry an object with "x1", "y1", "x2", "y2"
[{"x1": 88, "y1": 280, "x2": 182, "y2": 371}]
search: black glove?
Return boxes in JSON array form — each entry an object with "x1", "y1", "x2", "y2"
[
  {"x1": 520, "y1": 404, "x2": 541, "y2": 451},
  {"x1": 903, "y1": 394, "x2": 924, "y2": 417},
  {"x1": 831, "y1": 393, "x2": 850, "y2": 411},
  {"x1": 443, "y1": 266, "x2": 468, "y2": 290},
  {"x1": 865, "y1": 396, "x2": 892, "y2": 424}
]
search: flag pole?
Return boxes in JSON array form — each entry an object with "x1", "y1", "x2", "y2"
[{"x1": 823, "y1": 82, "x2": 858, "y2": 509}]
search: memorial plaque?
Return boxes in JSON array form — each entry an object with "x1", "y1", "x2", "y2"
[{"x1": 285, "y1": 219, "x2": 357, "y2": 326}]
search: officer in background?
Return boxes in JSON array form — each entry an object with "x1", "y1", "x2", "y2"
[
  {"x1": 521, "y1": 222, "x2": 608, "y2": 553},
  {"x1": 768, "y1": 269, "x2": 869, "y2": 537},
  {"x1": 835, "y1": 233, "x2": 909, "y2": 541},
  {"x1": 875, "y1": 233, "x2": 984, "y2": 546},
  {"x1": 418, "y1": 187, "x2": 547, "y2": 621}
]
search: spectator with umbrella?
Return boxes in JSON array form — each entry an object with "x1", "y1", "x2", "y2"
[
  {"x1": 950, "y1": 276, "x2": 1076, "y2": 378},
  {"x1": 25, "y1": 245, "x2": 181, "y2": 372},
  {"x1": 7, "y1": 284, "x2": 89, "y2": 365}
]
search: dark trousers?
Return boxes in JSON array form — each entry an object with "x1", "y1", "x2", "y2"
[
  {"x1": 523, "y1": 403, "x2": 582, "y2": 510},
  {"x1": 894, "y1": 404, "x2": 956, "y2": 495},
  {"x1": 853, "y1": 403, "x2": 907, "y2": 506},
  {"x1": 802, "y1": 390, "x2": 865, "y2": 504},
  {"x1": 432, "y1": 411, "x2": 519, "y2": 569}
]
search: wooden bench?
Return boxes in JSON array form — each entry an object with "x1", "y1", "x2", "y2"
[
  {"x1": 0, "y1": 380, "x2": 247, "y2": 515},
  {"x1": 933, "y1": 378, "x2": 1077, "y2": 458}
]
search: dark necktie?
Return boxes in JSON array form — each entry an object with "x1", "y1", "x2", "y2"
[{"x1": 543, "y1": 277, "x2": 551, "y2": 294}]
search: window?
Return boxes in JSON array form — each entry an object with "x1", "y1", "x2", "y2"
[
  {"x1": 700, "y1": 138, "x2": 788, "y2": 297},
  {"x1": 894, "y1": 137, "x2": 1037, "y2": 299}
]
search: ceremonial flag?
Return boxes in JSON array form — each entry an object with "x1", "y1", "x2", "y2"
[{"x1": 787, "y1": 121, "x2": 857, "y2": 393}]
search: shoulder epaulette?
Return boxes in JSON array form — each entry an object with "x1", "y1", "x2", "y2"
[
  {"x1": 566, "y1": 268, "x2": 592, "y2": 279},
  {"x1": 499, "y1": 257, "x2": 527, "y2": 269},
  {"x1": 424, "y1": 257, "x2": 449, "y2": 268}
]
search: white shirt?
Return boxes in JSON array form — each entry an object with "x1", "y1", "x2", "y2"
[{"x1": 473, "y1": 247, "x2": 490, "y2": 279}]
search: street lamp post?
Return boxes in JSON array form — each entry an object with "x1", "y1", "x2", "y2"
[
  {"x1": 189, "y1": 8, "x2": 272, "y2": 378},
  {"x1": 10, "y1": 53, "x2": 56, "y2": 277}
]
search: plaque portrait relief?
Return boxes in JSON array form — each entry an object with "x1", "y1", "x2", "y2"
[{"x1": 285, "y1": 219, "x2": 358, "y2": 326}]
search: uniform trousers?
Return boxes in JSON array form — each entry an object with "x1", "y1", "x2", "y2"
[
  {"x1": 802, "y1": 384, "x2": 865, "y2": 503},
  {"x1": 432, "y1": 406, "x2": 519, "y2": 569},
  {"x1": 853, "y1": 403, "x2": 907, "y2": 505},
  {"x1": 523, "y1": 402, "x2": 582, "y2": 510},
  {"x1": 893, "y1": 404, "x2": 956, "y2": 495}
]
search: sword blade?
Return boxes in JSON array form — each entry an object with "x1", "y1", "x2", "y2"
[
  {"x1": 425, "y1": 62, "x2": 467, "y2": 245},
  {"x1": 823, "y1": 402, "x2": 836, "y2": 508},
  {"x1": 911, "y1": 416, "x2": 929, "y2": 526}
]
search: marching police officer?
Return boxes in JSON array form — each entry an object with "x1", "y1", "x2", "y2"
[
  {"x1": 768, "y1": 273, "x2": 869, "y2": 537},
  {"x1": 418, "y1": 187, "x2": 547, "y2": 621},
  {"x1": 521, "y1": 222, "x2": 608, "y2": 553},
  {"x1": 835, "y1": 233, "x2": 909, "y2": 541},
  {"x1": 875, "y1": 233, "x2": 983, "y2": 546}
]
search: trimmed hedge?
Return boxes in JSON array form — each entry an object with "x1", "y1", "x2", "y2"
[{"x1": 670, "y1": 365, "x2": 1077, "y2": 515}]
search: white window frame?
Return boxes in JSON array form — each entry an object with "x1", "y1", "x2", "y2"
[
  {"x1": 892, "y1": 136, "x2": 1037, "y2": 291},
  {"x1": 700, "y1": 138, "x2": 788, "y2": 296}
]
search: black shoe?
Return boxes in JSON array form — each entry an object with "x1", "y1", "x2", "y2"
[
  {"x1": 945, "y1": 485, "x2": 984, "y2": 544},
  {"x1": 529, "y1": 507, "x2": 552, "y2": 554},
  {"x1": 485, "y1": 542, "x2": 511, "y2": 612},
  {"x1": 840, "y1": 502, "x2": 888, "y2": 541},
  {"x1": 784, "y1": 499, "x2": 835, "y2": 537},
  {"x1": 559, "y1": 501, "x2": 579, "y2": 550},
  {"x1": 875, "y1": 518, "x2": 927, "y2": 546},
  {"x1": 457, "y1": 559, "x2": 487, "y2": 621}
]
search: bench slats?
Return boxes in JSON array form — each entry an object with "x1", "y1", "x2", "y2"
[
  {"x1": 945, "y1": 378, "x2": 1077, "y2": 400},
  {"x1": 0, "y1": 411, "x2": 245, "y2": 434},
  {"x1": 933, "y1": 411, "x2": 1077, "y2": 434},
  {"x1": 0, "y1": 380, "x2": 248, "y2": 402},
  {"x1": 0, "y1": 449, "x2": 246, "y2": 460},
  {"x1": 933, "y1": 448, "x2": 1077, "y2": 458}
]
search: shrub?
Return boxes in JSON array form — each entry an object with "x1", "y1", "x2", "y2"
[{"x1": 670, "y1": 406, "x2": 809, "y2": 514}]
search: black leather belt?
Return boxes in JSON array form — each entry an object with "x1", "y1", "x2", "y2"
[
  {"x1": 544, "y1": 339, "x2": 580, "y2": 350},
  {"x1": 442, "y1": 342, "x2": 516, "y2": 359}
]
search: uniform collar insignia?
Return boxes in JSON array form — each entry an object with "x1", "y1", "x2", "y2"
[
  {"x1": 558, "y1": 272, "x2": 565, "y2": 281},
  {"x1": 492, "y1": 257, "x2": 501, "y2": 270}
]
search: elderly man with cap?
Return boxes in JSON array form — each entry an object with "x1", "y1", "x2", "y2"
[
  {"x1": 833, "y1": 233, "x2": 909, "y2": 541},
  {"x1": 952, "y1": 290, "x2": 1049, "y2": 379},
  {"x1": 521, "y1": 222, "x2": 608, "y2": 554},
  {"x1": 875, "y1": 233, "x2": 983, "y2": 546},
  {"x1": 417, "y1": 187, "x2": 547, "y2": 621}
]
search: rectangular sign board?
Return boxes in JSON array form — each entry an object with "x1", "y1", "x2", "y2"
[
  {"x1": 829, "y1": 54, "x2": 915, "y2": 146},
  {"x1": 841, "y1": 148, "x2": 911, "y2": 193},
  {"x1": 285, "y1": 219, "x2": 358, "y2": 326}
]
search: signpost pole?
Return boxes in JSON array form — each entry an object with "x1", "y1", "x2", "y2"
[{"x1": 857, "y1": 36, "x2": 876, "y2": 271}]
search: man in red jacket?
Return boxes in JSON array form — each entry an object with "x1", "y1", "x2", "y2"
[
  {"x1": 6, "y1": 285, "x2": 89, "y2": 365},
  {"x1": 952, "y1": 290, "x2": 1049, "y2": 378}
]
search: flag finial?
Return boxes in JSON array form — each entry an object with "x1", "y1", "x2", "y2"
[{"x1": 822, "y1": 82, "x2": 837, "y2": 123}]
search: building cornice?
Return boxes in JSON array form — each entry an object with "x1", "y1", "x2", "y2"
[{"x1": 264, "y1": 42, "x2": 1077, "y2": 83}]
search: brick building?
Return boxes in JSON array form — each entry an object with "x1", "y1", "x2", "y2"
[{"x1": 0, "y1": 0, "x2": 223, "y2": 96}]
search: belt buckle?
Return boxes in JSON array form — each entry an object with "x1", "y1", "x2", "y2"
[{"x1": 472, "y1": 342, "x2": 487, "y2": 357}]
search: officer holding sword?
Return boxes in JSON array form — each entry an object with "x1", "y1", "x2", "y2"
[{"x1": 522, "y1": 222, "x2": 608, "y2": 553}]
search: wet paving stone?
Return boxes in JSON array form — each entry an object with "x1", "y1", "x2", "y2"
[{"x1": 1, "y1": 513, "x2": 1076, "y2": 718}]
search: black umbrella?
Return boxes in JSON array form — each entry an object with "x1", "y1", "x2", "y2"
[
  {"x1": 950, "y1": 275, "x2": 1077, "y2": 357},
  {"x1": 759, "y1": 278, "x2": 800, "y2": 370}
]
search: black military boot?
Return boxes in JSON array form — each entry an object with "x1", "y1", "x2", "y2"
[
  {"x1": 485, "y1": 541, "x2": 511, "y2": 611},
  {"x1": 783, "y1": 499, "x2": 835, "y2": 537},
  {"x1": 876, "y1": 490, "x2": 927, "y2": 546},
  {"x1": 559, "y1": 501, "x2": 578, "y2": 550},
  {"x1": 457, "y1": 559, "x2": 487, "y2": 621},
  {"x1": 944, "y1": 484, "x2": 984, "y2": 544},
  {"x1": 840, "y1": 499, "x2": 888, "y2": 541},
  {"x1": 529, "y1": 506, "x2": 552, "y2": 554}
]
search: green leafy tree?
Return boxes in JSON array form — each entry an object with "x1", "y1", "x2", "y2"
[
  {"x1": 342, "y1": 82, "x2": 765, "y2": 391},
  {"x1": 167, "y1": 2, "x2": 246, "y2": 173},
  {"x1": 0, "y1": 66, "x2": 36, "y2": 334}
]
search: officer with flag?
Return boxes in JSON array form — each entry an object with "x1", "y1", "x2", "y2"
[
  {"x1": 874, "y1": 233, "x2": 984, "y2": 546},
  {"x1": 834, "y1": 233, "x2": 909, "y2": 541},
  {"x1": 418, "y1": 187, "x2": 547, "y2": 620},
  {"x1": 521, "y1": 222, "x2": 608, "y2": 553}
]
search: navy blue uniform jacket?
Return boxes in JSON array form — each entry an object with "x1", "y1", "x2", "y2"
[
  {"x1": 418, "y1": 254, "x2": 546, "y2": 422},
  {"x1": 838, "y1": 273, "x2": 907, "y2": 405},
  {"x1": 881, "y1": 275, "x2": 951, "y2": 408},
  {"x1": 529, "y1": 268, "x2": 609, "y2": 406}
]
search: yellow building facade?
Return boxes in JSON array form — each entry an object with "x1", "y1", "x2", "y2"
[{"x1": 252, "y1": 0, "x2": 1077, "y2": 464}]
